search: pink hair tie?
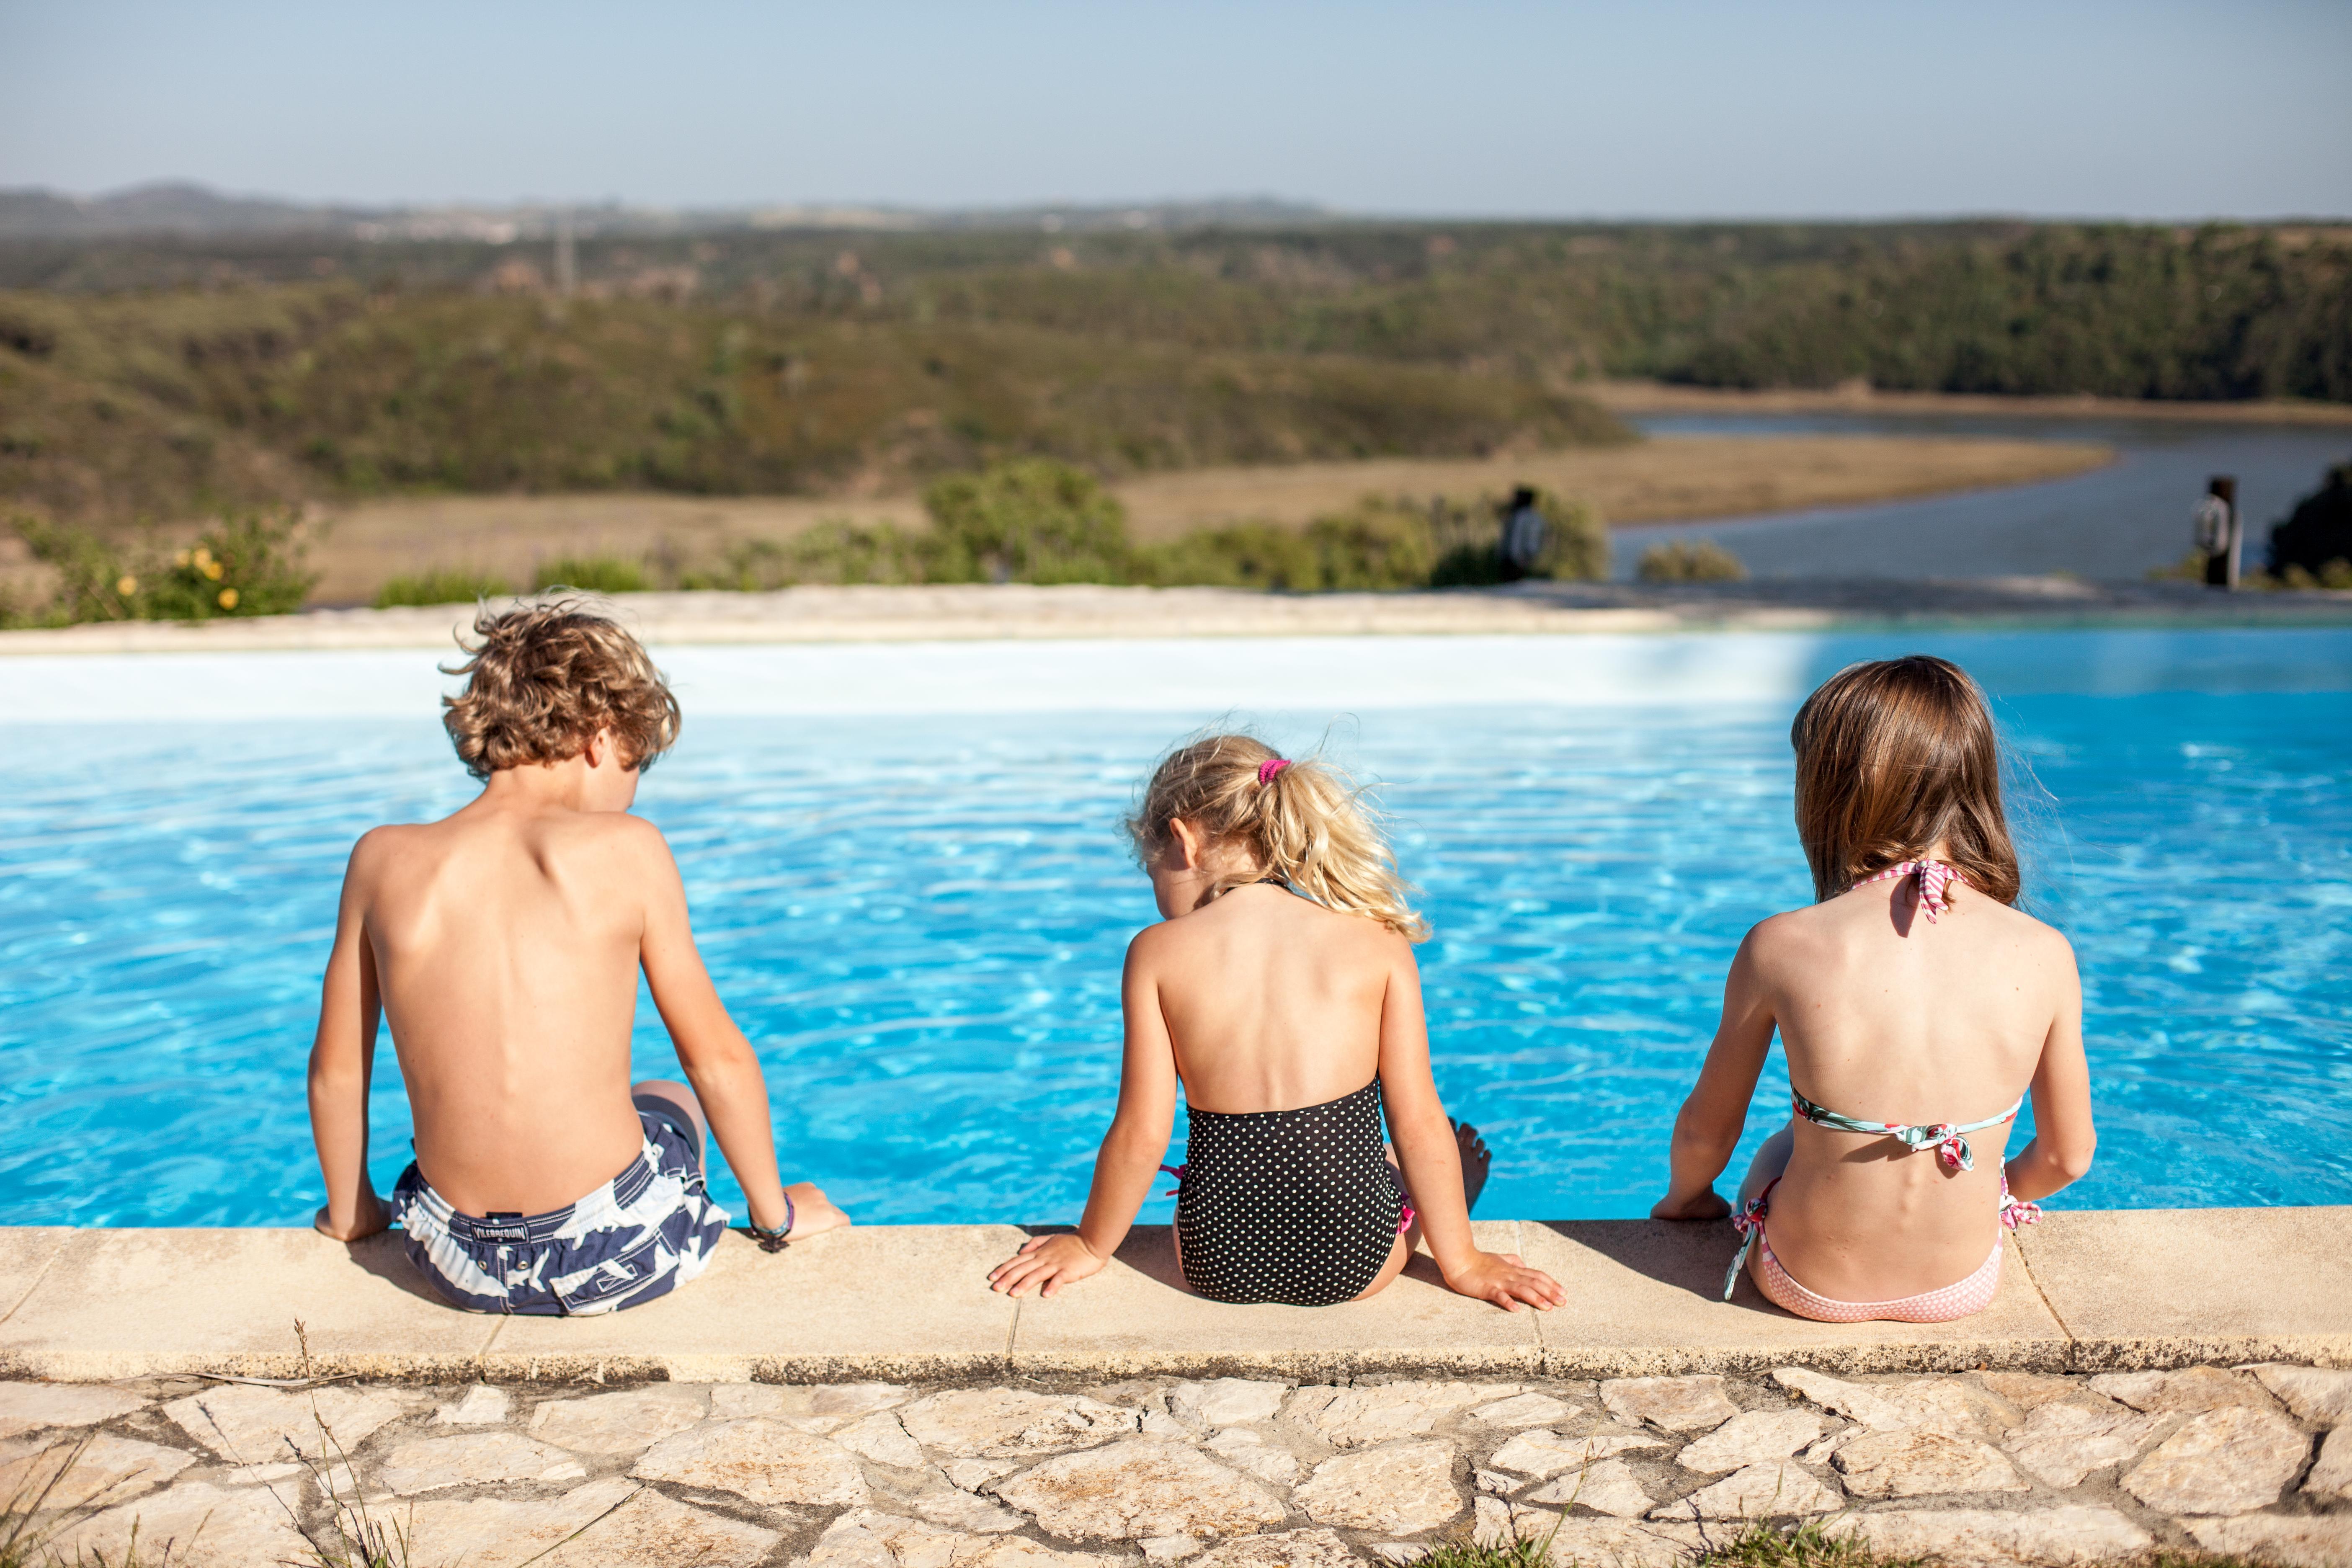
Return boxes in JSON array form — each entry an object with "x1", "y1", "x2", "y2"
[{"x1": 1257, "y1": 758, "x2": 1291, "y2": 784}]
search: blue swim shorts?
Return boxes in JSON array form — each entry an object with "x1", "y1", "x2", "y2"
[{"x1": 390, "y1": 1100, "x2": 731, "y2": 1315}]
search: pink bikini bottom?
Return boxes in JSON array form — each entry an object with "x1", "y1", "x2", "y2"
[{"x1": 1750, "y1": 1228, "x2": 2004, "y2": 1324}]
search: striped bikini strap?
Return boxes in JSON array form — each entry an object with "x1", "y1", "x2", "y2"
[
  {"x1": 1851, "y1": 860, "x2": 1967, "y2": 922},
  {"x1": 1789, "y1": 1088, "x2": 2025, "y2": 1173}
]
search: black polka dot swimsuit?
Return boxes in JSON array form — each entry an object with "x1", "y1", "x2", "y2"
[{"x1": 1171, "y1": 1081, "x2": 1408, "y2": 1306}]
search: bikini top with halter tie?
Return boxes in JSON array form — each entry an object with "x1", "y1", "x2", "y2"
[{"x1": 1720, "y1": 860, "x2": 2042, "y2": 1300}]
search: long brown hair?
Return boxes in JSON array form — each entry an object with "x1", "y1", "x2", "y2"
[
  {"x1": 1127, "y1": 732, "x2": 1429, "y2": 940},
  {"x1": 1790, "y1": 655, "x2": 2021, "y2": 905}
]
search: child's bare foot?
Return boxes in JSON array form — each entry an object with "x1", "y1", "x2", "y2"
[{"x1": 1454, "y1": 1121, "x2": 1492, "y2": 1213}]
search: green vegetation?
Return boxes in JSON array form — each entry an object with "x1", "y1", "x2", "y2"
[
  {"x1": 2269, "y1": 462, "x2": 2352, "y2": 581},
  {"x1": 5, "y1": 507, "x2": 316, "y2": 627},
  {"x1": 534, "y1": 554, "x2": 649, "y2": 594},
  {"x1": 373, "y1": 566, "x2": 515, "y2": 607},
  {"x1": 1414, "y1": 1521, "x2": 1917, "y2": 1568},
  {"x1": 1638, "y1": 539, "x2": 1749, "y2": 582}
]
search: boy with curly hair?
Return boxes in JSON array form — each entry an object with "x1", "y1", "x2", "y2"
[{"x1": 308, "y1": 601, "x2": 847, "y2": 1313}]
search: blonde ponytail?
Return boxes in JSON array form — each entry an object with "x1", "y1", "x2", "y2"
[{"x1": 1126, "y1": 732, "x2": 1429, "y2": 940}]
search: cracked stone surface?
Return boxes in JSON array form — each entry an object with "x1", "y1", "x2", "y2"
[
  {"x1": 900, "y1": 1389, "x2": 1140, "y2": 1458},
  {"x1": 528, "y1": 1384, "x2": 709, "y2": 1454},
  {"x1": 1287, "y1": 1382, "x2": 1515, "y2": 1448},
  {"x1": 2254, "y1": 1364, "x2": 2352, "y2": 1429},
  {"x1": 162, "y1": 1382, "x2": 413, "y2": 1462},
  {"x1": 633, "y1": 1418, "x2": 870, "y2": 1506},
  {"x1": 1676, "y1": 1409, "x2": 1824, "y2": 1473},
  {"x1": 2091, "y1": 1366, "x2": 2280, "y2": 1415},
  {"x1": 1831, "y1": 1428, "x2": 2030, "y2": 1498},
  {"x1": 1168, "y1": 1380, "x2": 1289, "y2": 1430},
  {"x1": 2001, "y1": 1397, "x2": 2169, "y2": 1489},
  {"x1": 1191, "y1": 1527, "x2": 1364, "y2": 1568},
  {"x1": 1469, "y1": 1392, "x2": 1580, "y2": 1429},
  {"x1": 810, "y1": 1509, "x2": 1116, "y2": 1568},
  {"x1": 1838, "y1": 1506, "x2": 2155, "y2": 1568},
  {"x1": 377, "y1": 1429, "x2": 588, "y2": 1495},
  {"x1": 1489, "y1": 1428, "x2": 1663, "y2": 1478},
  {"x1": 1204, "y1": 1426, "x2": 1303, "y2": 1487},
  {"x1": 2187, "y1": 1513, "x2": 2352, "y2": 1568},
  {"x1": 436, "y1": 1383, "x2": 513, "y2": 1425},
  {"x1": 0, "y1": 1432, "x2": 196, "y2": 1511},
  {"x1": 2123, "y1": 1404, "x2": 2311, "y2": 1514},
  {"x1": 406, "y1": 1475, "x2": 780, "y2": 1568},
  {"x1": 1295, "y1": 1441, "x2": 1463, "y2": 1534},
  {"x1": 1524, "y1": 1456, "x2": 1654, "y2": 1517},
  {"x1": 0, "y1": 1382, "x2": 148, "y2": 1440},
  {"x1": 1655, "y1": 1460, "x2": 1841, "y2": 1519},
  {"x1": 995, "y1": 1438, "x2": 1288, "y2": 1541},
  {"x1": 2308, "y1": 1428, "x2": 2352, "y2": 1501},
  {"x1": 26, "y1": 1362, "x2": 2352, "y2": 1565},
  {"x1": 1599, "y1": 1376, "x2": 1738, "y2": 1432},
  {"x1": 58, "y1": 1480, "x2": 312, "y2": 1568}
]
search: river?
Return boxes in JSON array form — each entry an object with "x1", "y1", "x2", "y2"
[{"x1": 1622, "y1": 412, "x2": 2352, "y2": 581}]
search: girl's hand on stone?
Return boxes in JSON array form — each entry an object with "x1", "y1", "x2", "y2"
[
  {"x1": 1651, "y1": 1188, "x2": 1731, "y2": 1222},
  {"x1": 1443, "y1": 1250, "x2": 1566, "y2": 1313},
  {"x1": 988, "y1": 1233, "x2": 1105, "y2": 1297},
  {"x1": 314, "y1": 1187, "x2": 390, "y2": 1242}
]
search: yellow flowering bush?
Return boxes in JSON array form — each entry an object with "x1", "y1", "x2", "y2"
[{"x1": 8, "y1": 508, "x2": 317, "y2": 624}]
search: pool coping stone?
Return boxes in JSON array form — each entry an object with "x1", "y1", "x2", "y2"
[{"x1": 0, "y1": 1207, "x2": 2340, "y2": 1384}]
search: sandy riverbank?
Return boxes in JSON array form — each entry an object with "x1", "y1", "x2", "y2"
[
  {"x1": 1586, "y1": 379, "x2": 2352, "y2": 426},
  {"x1": 297, "y1": 435, "x2": 2111, "y2": 604}
]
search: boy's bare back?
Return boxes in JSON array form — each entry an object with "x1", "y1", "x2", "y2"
[{"x1": 348, "y1": 795, "x2": 671, "y2": 1216}]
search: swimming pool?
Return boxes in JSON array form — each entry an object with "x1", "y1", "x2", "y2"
[{"x1": 2, "y1": 627, "x2": 2347, "y2": 1228}]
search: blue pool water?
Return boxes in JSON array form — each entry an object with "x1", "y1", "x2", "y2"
[{"x1": 2, "y1": 628, "x2": 2348, "y2": 1228}]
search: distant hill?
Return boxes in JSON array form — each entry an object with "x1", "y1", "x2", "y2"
[{"x1": 0, "y1": 182, "x2": 1333, "y2": 240}]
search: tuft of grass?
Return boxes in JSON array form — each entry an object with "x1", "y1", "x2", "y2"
[
  {"x1": 1692, "y1": 1520, "x2": 1908, "y2": 1568},
  {"x1": 373, "y1": 567, "x2": 515, "y2": 609},
  {"x1": 1638, "y1": 538, "x2": 1748, "y2": 583},
  {"x1": 534, "y1": 554, "x2": 649, "y2": 594}
]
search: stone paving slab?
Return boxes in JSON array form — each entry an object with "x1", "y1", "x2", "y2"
[
  {"x1": 1521, "y1": 1225, "x2": 2073, "y2": 1377},
  {"x1": 0, "y1": 1210, "x2": 2344, "y2": 1385},
  {"x1": 2018, "y1": 1207, "x2": 2352, "y2": 1369},
  {"x1": 1009, "y1": 1225, "x2": 1542, "y2": 1380}
]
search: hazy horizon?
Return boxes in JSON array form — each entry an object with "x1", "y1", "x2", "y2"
[{"x1": 4, "y1": 0, "x2": 2349, "y2": 223}]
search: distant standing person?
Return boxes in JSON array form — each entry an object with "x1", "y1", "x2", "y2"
[
  {"x1": 1498, "y1": 485, "x2": 1548, "y2": 580},
  {"x1": 1652, "y1": 655, "x2": 2095, "y2": 1322},
  {"x1": 307, "y1": 601, "x2": 847, "y2": 1313},
  {"x1": 988, "y1": 733, "x2": 1563, "y2": 1312}
]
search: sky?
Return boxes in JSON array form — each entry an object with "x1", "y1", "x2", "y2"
[{"x1": 3, "y1": 0, "x2": 2348, "y2": 220}]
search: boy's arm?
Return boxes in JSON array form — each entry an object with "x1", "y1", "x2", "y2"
[
  {"x1": 1379, "y1": 942, "x2": 1565, "y2": 1311},
  {"x1": 2004, "y1": 937, "x2": 2095, "y2": 1202},
  {"x1": 634, "y1": 826, "x2": 829, "y2": 1238},
  {"x1": 1653, "y1": 926, "x2": 1778, "y2": 1220},
  {"x1": 310, "y1": 836, "x2": 389, "y2": 1241},
  {"x1": 990, "y1": 936, "x2": 1178, "y2": 1296}
]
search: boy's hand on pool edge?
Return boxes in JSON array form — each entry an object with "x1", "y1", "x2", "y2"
[
  {"x1": 1651, "y1": 1188, "x2": 1731, "y2": 1222},
  {"x1": 314, "y1": 1188, "x2": 390, "y2": 1243},
  {"x1": 1443, "y1": 1251, "x2": 1566, "y2": 1313},
  {"x1": 988, "y1": 1233, "x2": 1105, "y2": 1297}
]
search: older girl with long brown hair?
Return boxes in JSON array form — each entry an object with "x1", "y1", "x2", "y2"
[
  {"x1": 988, "y1": 732, "x2": 1563, "y2": 1311},
  {"x1": 1654, "y1": 655, "x2": 2097, "y2": 1322}
]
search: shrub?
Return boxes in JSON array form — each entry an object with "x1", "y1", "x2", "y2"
[
  {"x1": 1304, "y1": 501, "x2": 1438, "y2": 590},
  {"x1": 1138, "y1": 521, "x2": 1321, "y2": 590},
  {"x1": 1638, "y1": 538, "x2": 1748, "y2": 582},
  {"x1": 921, "y1": 458, "x2": 1131, "y2": 584},
  {"x1": 1530, "y1": 488, "x2": 1609, "y2": 582},
  {"x1": 681, "y1": 523, "x2": 934, "y2": 590},
  {"x1": 535, "y1": 554, "x2": 649, "y2": 594},
  {"x1": 374, "y1": 567, "x2": 514, "y2": 608},
  {"x1": 13, "y1": 507, "x2": 317, "y2": 623},
  {"x1": 2269, "y1": 463, "x2": 2352, "y2": 578}
]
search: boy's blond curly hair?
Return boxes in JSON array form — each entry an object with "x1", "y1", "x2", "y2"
[{"x1": 442, "y1": 600, "x2": 681, "y2": 780}]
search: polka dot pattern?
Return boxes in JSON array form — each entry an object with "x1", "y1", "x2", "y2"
[{"x1": 1174, "y1": 1081, "x2": 1405, "y2": 1306}]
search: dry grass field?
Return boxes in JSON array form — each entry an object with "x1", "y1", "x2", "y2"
[{"x1": 297, "y1": 433, "x2": 2111, "y2": 603}]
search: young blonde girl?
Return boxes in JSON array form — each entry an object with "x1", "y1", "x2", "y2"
[
  {"x1": 989, "y1": 734, "x2": 1563, "y2": 1311},
  {"x1": 1654, "y1": 655, "x2": 2097, "y2": 1323}
]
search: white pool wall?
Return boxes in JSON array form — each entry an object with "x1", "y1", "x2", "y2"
[{"x1": 5, "y1": 628, "x2": 2349, "y2": 724}]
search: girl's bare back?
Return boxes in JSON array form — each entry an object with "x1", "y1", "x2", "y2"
[{"x1": 1751, "y1": 877, "x2": 2075, "y2": 1297}]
